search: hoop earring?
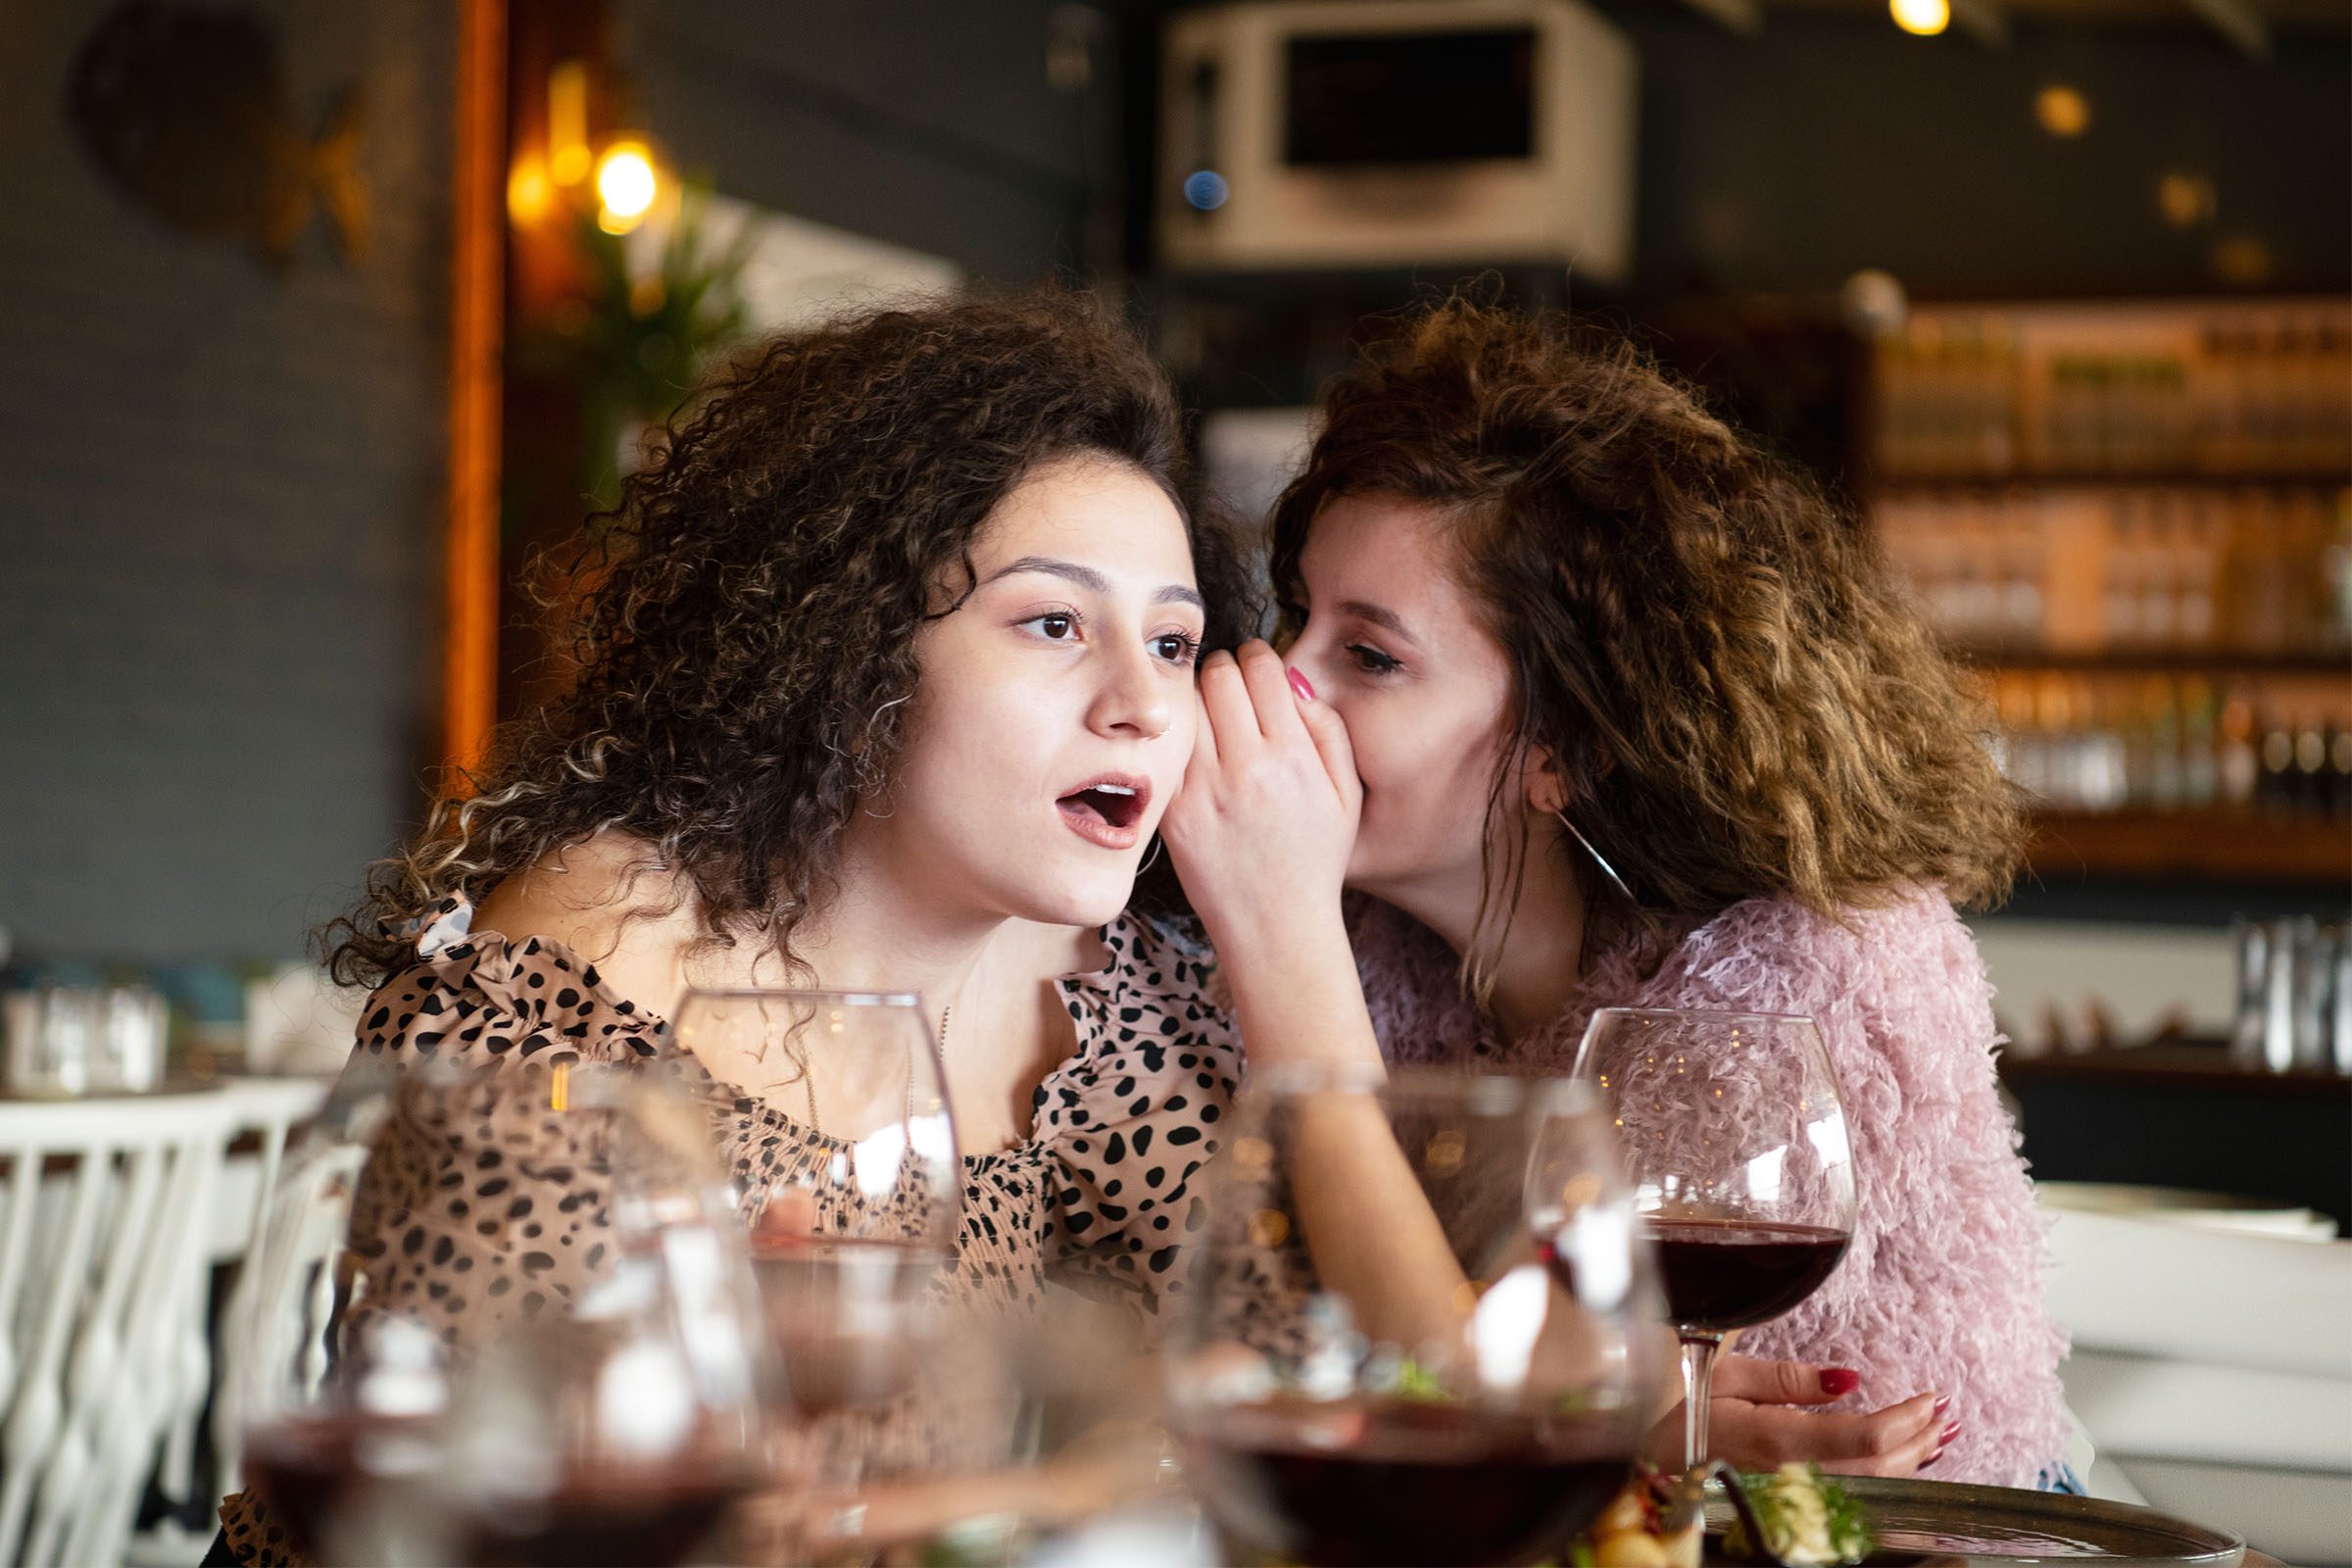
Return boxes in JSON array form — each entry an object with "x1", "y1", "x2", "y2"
[{"x1": 1137, "y1": 836, "x2": 1164, "y2": 874}]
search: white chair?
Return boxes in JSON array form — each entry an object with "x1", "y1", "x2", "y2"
[
  {"x1": 0, "y1": 1089, "x2": 238, "y2": 1568},
  {"x1": 122, "y1": 1074, "x2": 334, "y2": 1568},
  {"x1": 2044, "y1": 1200, "x2": 2352, "y2": 1565}
]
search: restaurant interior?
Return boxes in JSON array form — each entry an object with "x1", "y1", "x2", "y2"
[{"x1": 0, "y1": 1, "x2": 2346, "y2": 1565}]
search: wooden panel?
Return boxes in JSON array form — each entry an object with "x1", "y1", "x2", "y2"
[
  {"x1": 2029, "y1": 809, "x2": 2351, "y2": 883},
  {"x1": 441, "y1": 0, "x2": 507, "y2": 782}
]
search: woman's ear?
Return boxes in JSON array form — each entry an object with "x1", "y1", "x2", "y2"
[
  {"x1": 1520, "y1": 740, "x2": 1612, "y2": 817},
  {"x1": 1520, "y1": 744, "x2": 1571, "y2": 818}
]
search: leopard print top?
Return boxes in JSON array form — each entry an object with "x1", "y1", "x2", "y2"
[{"x1": 218, "y1": 895, "x2": 1239, "y2": 1565}]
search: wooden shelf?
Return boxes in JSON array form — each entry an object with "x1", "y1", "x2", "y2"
[
  {"x1": 2027, "y1": 809, "x2": 2351, "y2": 884},
  {"x1": 1947, "y1": 647, "x2": 2348, "y2": 674},
  {"x1": 1878, "y1": 471, "x2": 2349, "y2": 489}
]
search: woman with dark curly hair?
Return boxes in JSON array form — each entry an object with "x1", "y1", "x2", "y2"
[
  {"x1": 1164, "y1": 299, "x2": 2073, "y2": 1489},
  {"x1": 216, "y1": 286, "x2": 1252, "y2": 1566}
]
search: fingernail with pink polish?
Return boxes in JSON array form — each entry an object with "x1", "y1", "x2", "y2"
[
  {"x1": 1819, "y1": 1368, "x2": 1861, "y2": 1396},
  {"x1": 1940, "y1": 1422, "x2": 1962, "y2": 1446},
  {"x1": 1287, "y1": 666, "x2": 1315, "y2": 702},
  {"x1": 1933, "y1": 1395, "x2": 1952, "y2": 1418}
]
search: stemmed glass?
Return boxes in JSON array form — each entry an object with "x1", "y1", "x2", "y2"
[
  {"x1": 232, "y1": 1058, "x2": 779, "y2": 1565},
  {"x1": 1166, "y1": 1067, "x2": 1661, "y2": 1568},
  {"x1": 227, "y1": 1064, "x2": 447, "y2": 1563},
  {"x1": 669, "y1": 988, "x2": 964, "y2": 1556},
  {"x1": 410, "y1": 1061, "x2": 775, "y2": 1565},
  {"x1": 1572, "y1": 1007, "x2": 1859, "y2": 1472}
]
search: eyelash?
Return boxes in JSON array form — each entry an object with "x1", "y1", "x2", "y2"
[
  {"x1": 1346, "y1": 642, "x2": 1402, "y2": 676},
  {"x1": 1018, "y1": 611, "x2": 1201, "y2": 667}
]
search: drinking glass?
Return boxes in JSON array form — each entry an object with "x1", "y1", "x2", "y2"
[
  {"x1": 1572, "y1": 1007, "x2": 1858, "y2": 1471},
  {"x1": 669, "y1": 988, "x2": 967, "y2": 1560},
  {"x1": 233, "y1": 1058, "x2": 776, "y2": 1563},
  {"x1": 1166, "y1": 1067, "x2": 1659, "y2": 1568},
  {"x1": 227, "y1": 1065, "x2": 446, "y2": 1562}
]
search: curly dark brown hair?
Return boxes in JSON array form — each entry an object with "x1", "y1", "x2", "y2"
[
  {"x1": 326, "y1": 288, "x2": 1250, "y2": 988},
  {"x1": 1270, "y1": 299, "x2": 2025, "y2": 994}
]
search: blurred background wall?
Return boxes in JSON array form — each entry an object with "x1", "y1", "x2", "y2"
[
  {"x1": 0, "y1": 0, "x2": 451, "y2": 964},
  {"x1": 0, "y1": 0, "x2": 2343, "y2": 1002}
]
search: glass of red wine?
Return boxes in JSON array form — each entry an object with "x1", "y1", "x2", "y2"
[
  {"x1": 413, "y1": 1062, "x2": 780, "y2": 1566},
  {"x1": 1166, "y1": 1067, "x2": 1660, "y2": 1568},
  {"x1": 1571, "y1": 1007, "x2": 1858, "y2": 1472},
  {"x1": 668, "y1": 989, "x2": 964, "y2": 1543},
  {"x1": 227, "y1": 1064, "x2": 452, "y2": 1562}
]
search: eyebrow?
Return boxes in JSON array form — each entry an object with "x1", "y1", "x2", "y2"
[
  {"x1": 1338, "y1": 598, "x2": 1420, "y2": 648},
  {"x1": 983, "y1": 555, "x2": 1204, "y2": 611}
]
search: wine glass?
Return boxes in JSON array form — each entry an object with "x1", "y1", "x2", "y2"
[
  {"x1": 233, "y1": 1057, "x2": 779, "y2": 1563},
  {"x1": 1166, "y1": 1067, "x2": 1660, "y2": 1568},
  {"x1": 1571, "y1": 1007, "x2": 1859, "y2": 1472},
  {"x1": 668, "y1": 988, "x2": 962, "y2": 1545},
  {"x1": 227, "y1": 1064, "x2": 451, "y2": 1562},
  {"x1": 372, "y1": 1059, "x2": 777, "y2": 1566}
]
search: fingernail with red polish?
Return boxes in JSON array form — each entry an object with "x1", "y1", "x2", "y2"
[
  {"x1": 1921, "y1": 1447, "x2": 1942, "y2": 1469},
  {"x1": 1933, "y1": 1396, "x2": 1952, "y2": 1418},
  {"x1": 1287, "y1": 666, "x2": 1315, "y2": 702},
  {"x1": 1941, "y1": 1423, "x2": 1963, "y2": 1446},
  {"x1": 1819, "y1": 1368, "x2": 1861, "y2": 1396}
]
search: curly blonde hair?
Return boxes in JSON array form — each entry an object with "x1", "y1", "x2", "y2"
[
  {"x1": 325, "y1": 289, "x2": 1250, "y2": 988},
  {"x1": 1270, "y1": 299, "x2": 2024, "y2": 992}
]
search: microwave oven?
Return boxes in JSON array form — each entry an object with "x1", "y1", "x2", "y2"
[{"x1": 1157, "y1": 0, "x2": 1636, "y2": 281}]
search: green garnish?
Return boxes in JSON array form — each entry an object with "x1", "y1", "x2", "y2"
[
  {"x1": 1723, "y1": 1463, "x2": 1874, "y2": 1566},
  {"x1": 1393, "y1": 1356, "x2": 1450, "y2": 1402}
]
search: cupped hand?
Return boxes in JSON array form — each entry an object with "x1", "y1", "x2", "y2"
[
  {"x1": 1161, "y1": 640, "x2": 1361, "y2": 952},
  {"x1": 1652, "y1": 1354, "x2": 1952, "y2": 1479}
]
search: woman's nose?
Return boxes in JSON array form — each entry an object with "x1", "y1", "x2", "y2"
[{"x1": 1090, "y1": 642, "x2": 1175, "y2": 739}]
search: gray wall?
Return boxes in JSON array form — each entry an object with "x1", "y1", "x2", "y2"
[
  {"x1": 623, "y1": 0, "x2": 1099, "y2": 281},
  {"x1": 0, "y1": 0, "x2": 451, "y2": 964}
]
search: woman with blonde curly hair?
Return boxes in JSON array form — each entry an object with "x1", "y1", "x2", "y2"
[{"x1": 1165, "y1": 299, "x2": 2073, "y2": 1489}]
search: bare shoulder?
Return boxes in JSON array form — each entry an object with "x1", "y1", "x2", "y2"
[{"x1": 471, "y1": 831, "x2": 694, "y2": 971}]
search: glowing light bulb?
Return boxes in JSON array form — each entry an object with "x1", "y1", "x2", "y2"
[
  {"x1": 506, "y1": 157, "x2": 553, "y2": 224},
  {"x1": 2035, "y1": 84, "x2": 2089, "y2": 138},
  {"x1": 1890, "y1": 0, "x2": 1949, "y2": 35},
  {"x1": 595, "y1": 140, "x2": 658, "y2": 231}
]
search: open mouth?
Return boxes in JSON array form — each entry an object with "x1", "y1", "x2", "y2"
[{"x1": 1055, "y1": 774, "x2": 1150, "y2": 841}]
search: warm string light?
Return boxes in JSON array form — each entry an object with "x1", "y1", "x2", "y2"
[
  {"x1": 509, "y1": 60, "x2": 666, "y2": 234},
  {"x1": 595, "y1": 140, "x2": 660, "y2": 233},
  {"x1": 1890, "y1": 0, "x2": 1950, "y2": 36}
]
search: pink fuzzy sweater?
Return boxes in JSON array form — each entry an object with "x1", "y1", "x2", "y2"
[{"x1": 1349, "y1": 889, "x2": 2071, "y2": 1488}]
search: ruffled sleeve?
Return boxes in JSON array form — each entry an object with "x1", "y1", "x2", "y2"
[{"x1": 1032, "y1": 912, "x2": 1243, "y2": 1320}]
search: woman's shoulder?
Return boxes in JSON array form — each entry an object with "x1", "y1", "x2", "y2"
[
  {"x1": 351, "y1": 889, "x2": 670, "y2": 1070},
  {"x1": 1060, "y1": 907, "x2": 1234, "y2": 1056},
  {"x1": 1633, "y1": 887, "x2": 1980, "y2": 1011}
]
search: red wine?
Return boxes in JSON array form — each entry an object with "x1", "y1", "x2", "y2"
[
  {"x1": 1188, "y1": 1396, "x2": 1634, "y2": 1567},
  {"x1": 747, "y1": 1233, "x2": 945, "y2": 1416},
  {"x1": 1645, "y1": 1219, "x2": 1851, "y2": 1334},
  {"x1": 243, "y1": 1412, "x2": 435, "y2": 1559},
  {"x1": 465, "y1": 1469, "x2": 747, "y2": 1568}
]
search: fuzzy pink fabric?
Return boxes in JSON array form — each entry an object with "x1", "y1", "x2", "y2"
[{"x1": 1350, "y1": 889, "x2": 2072, "y2": 1488}]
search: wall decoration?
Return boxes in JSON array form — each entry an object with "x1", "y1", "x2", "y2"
[{"x1": 67, "y1": 2, "x2": 368, "y2": 269}]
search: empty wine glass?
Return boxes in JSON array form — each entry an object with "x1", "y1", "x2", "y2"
[
  {"x1": 1166, "y1": 1067, "x2": 1660, "y2": 1568},
  {"x1": 1572, "y1": 1007, "x2": 1859, "y2": 1472}
]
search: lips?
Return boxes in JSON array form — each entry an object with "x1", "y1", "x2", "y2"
[{"x1": 1055, "y1": 772, "x2": 1151, "y2": 850}]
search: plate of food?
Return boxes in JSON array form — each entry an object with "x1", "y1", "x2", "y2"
[{"x1": 1576, "y1": 1465, "x2": 2241, "y2": 1568}]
